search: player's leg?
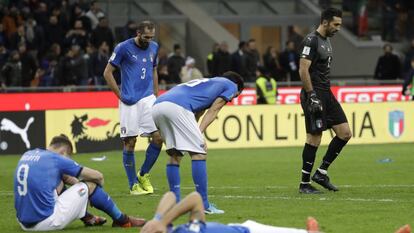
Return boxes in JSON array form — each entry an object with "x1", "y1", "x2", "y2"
[
  {"x1": 138, "y1": 131, "x2": 163, "y2": 193},
  {"x1": 119, "y1": 100, "x2": 146, "y2": 194},
  {"x1": 166, "y1": 149, "x2": 183, "y2": 202},
  {"x1": 85, "y1": 181, "x2": 146, "y2": 228},
  {"x1": 137, "y1": 95, "x2": 163, "y2": 193},
  {"x1": 239, "y1": 217, "x2": 319, "y2": 233},
  {"x1": 313, "y1": 95, "x2": 351, "y2": 191},
  {"x1": 25, "y1": 183, "x2": 90, "y2": 231}
]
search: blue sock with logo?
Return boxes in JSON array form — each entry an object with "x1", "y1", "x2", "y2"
[
  {"x1": 140, "y1": 142, "x2": 161, "y2": 175},
  {"x1": 166, "y1": 164, "x2": 181, "y2": 202},
  {"x1": 90, "y1": 186, "x2": 123, "y2": 221},
  {"x1": 191, "y1": 160, "x2": 209, "y2": 209},
  {"x1": 123, "y1": 150, "x2": 137, "y2": 189}
]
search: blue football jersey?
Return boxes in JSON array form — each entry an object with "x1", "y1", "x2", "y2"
[
  {"x1": 155, "y1": 77, "x2": 238, "y2": 112},
  {"x1": 14, "y1": 149, "x2": 82, "y2": 225},
  {"x1": 109, "y1": 38, "x2": 159, "y2": 105},
  {"x1": 173, "y1": 221, "x2": 249, "y2": 233}
]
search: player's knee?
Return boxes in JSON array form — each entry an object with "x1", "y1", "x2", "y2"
[
  {"x1": 123, "y1": 137, "x2": 137, "y2": 149},
  {"x1": 84, "y1": 182, "x2": 97, "y2": 195},
  {"x1": 151, "y1": 132, "x2": 163, "y2": 146},
  {"x1": 306, "y1": 134, "x2": 322, "y2": 147},
  {"x1": 339, "y1": 130, "x2": 352, "y2": 141}
]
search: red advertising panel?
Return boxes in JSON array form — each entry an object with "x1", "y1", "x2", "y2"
[{"x1": 0, "y1": 85, "x2": 407, "y2": 111}]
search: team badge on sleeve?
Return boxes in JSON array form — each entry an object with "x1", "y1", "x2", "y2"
[
  {"x1": 302, "y1": 46, "x2": 311, "y2": 55},
  {"x1": 109, "y1": 52, "x2": 116, "y2": 62}
]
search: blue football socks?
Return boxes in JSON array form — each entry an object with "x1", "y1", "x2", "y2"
[
  {"x1": 140, "y1": 142, "x2": 161, "y2": 175},
  {"x1": 123, "y1": 150, "x2": 137, "y2": 189},
  {"x1": 166, "y1": 164, "x2": 181, "y2": 202},
  {"x1": 191, "y1": 160, "x2": 209, "y2": 209},
  {"x1": 90, "y1": 186, "x2": 123, "y2": 221}
]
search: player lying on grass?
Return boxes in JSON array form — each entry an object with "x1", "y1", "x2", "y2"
[
  {"x1": 14, "y1": 134, "x2": 145, "y2": 231},
  {"x1": 141, "y1": 191, "x2": 320, "y2": 233}
]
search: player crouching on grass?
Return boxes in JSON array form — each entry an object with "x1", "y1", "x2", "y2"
[{"x1": 14, "y1": 134, "x2": 145, "y2": 231}]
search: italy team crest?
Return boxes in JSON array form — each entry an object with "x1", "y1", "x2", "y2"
[{"x1": 388, "y1": 110, "x2": 404, "y2": 138}]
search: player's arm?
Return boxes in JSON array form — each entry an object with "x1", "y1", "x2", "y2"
[
  {"x1": 199, "y1": 98, "x2": 227, "y2": 133},
  {"x1": 153, "y1": 67, "x2": 159, "y2": 96},
  {"x1": 194, "y1": 110, "x2": 206, "y2": 122},
  {"x1": 78, "y1": 167, "x2": 104, "y2": 186},
  {"x1": 62, "y1": 174, "x2": 80, "y2": 185},
  {"x1": 103, "y1": 63, "x2": 121, "y2": 99},
  {"x1": 299, "y1": 58, "x2": 313, "y2": 92}
]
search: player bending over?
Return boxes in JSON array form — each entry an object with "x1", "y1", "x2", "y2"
[{"x1": 14, "y1": 134, "x2": 145, "y2": 231}]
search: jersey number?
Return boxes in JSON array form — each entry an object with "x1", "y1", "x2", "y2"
[
  {"x1": 140, "y1": 68, "x2": 146, "y2": 79},
  {"x1": 16, "y1": 164, "x2": 29, "y2": 196},
  {"x1": 182, "y1": 78, "x2": 209, "y2": 87}
]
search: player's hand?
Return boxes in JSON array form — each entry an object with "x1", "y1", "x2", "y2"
[
  {"x1": 140, "y1": 220, "x2": 166, "y2": 233},
  {"x1": 306, "y1": 91, "x2": 323, "y2": 114},
  {"x1": 203, "y1": 138, "x2": 208, "y2": 152}
]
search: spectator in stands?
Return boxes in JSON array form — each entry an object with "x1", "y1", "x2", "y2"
[
  {"x1": 157, "y1": 46, "x2": 168, "y2": 68},
  {"x1": 64, "y1": 19, "x2": 88, "y2": 50},
  {"x1": 180, "y1": 56, "x2": 203, "y2": 83},
  {"x1": 206, "y1": 42, "x2": 219, "y2": 77},
  {"x1": 167, "y1": 43, "x2": 185, "y2": 84},
  {"x1": 120, "y1": 20, "x2": 137, "y2": 41},
  {"x1": 280, "y1": 40, "x2": 300, "y2": 82},
  {"x1": 1, "y1": 50, "x2": 22, "y2": 87},
  {"x1": 403, "y1": 38, "x2": 414, "y2": 74},
  {"x1": 85, "y1": 1, "x2": 105, "y2": 29},
  {"x1": 212, "y1": 41, "x2": 231, "y2": 76},
  {"x1": 231, "y1": 41, "x2": 248, "y2": 80},
  {"x1": 8, "y1": 24, "x2": 25, "y2": 50},
  {"x1": 45, "y1": 15, "x2": 65, "y2": 49},
  {"x1": 34, "y1": 59, "x2": 55, "y2": 87},
  {"x1": 405, "y1": 0, "x2": 414, "y2": 40},
  {"x1": 0, "y1": 24, "x2": 9, "y2": 48},
  {"x1": 51, "y1": 5, "x2": 70, "y2": 31},
  {"x1": 33, "y1": 2, "x2": 49, "y2": 26},
  {"x1": 24, "y1": 16, "x2": 45, "y2": 58},
  {"x1": 255, "y1": 66, "x2": 277, "y2": 104},
  {"x1": 402, "y1": 57, "x2": 414, "y2": 100},
  {"x1": 374, "y1": 43, "x2": 402, "y2": 80},
  {"x1": 382, "y1": 0, "x2": 400, "y2": 42},
  {"x1": 0, "y1": 42, "x2": 9, "y2": 68},
  {"x1": 71, "y1": 4, "x2": 92, "y2": 32},
  {"x1": 2, "y1": 6, "x2": 24, "y2": 38},
  {"x1": 90, "y1": 17, "x2": 114, "y2": 52},
  {"x1": 59, "y1": 45, "x2": 88, "y2": 86},
  {"x1": 263, "y1": 45, "x2": 283, "y2": 82},
  {"x1": 158, "y1": 64, "x2": 170, "y2": 86},
  {"x1": 90, "y1": 41, "x2": 110, "y2": 85},
  {"x1": 245, "y1": 38, "x2": 260, "y2": 82},
  {"x1": 18, "y1": 42, "x2": 37, "y2": 87}
]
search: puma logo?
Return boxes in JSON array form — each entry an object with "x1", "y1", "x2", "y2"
[{"x1": 0, "y1": 117, "x2": 34, "y2": 149}]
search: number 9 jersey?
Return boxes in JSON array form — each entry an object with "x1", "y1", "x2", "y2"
[
  {"x1": 109, "y1": 38, "x2": 159, "y2": 105},
  {"x1": 14, "y1": 149, "x2": 82, "y2": 225}
]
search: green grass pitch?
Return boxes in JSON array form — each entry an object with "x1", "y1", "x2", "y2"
[{"x1": 0, "y1": 143, "x2": 413, "y2": 233}]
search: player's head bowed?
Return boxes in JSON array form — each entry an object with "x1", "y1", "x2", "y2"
[
  {"x1": 49, "y1": 134, "x2": 73, "y2": 156},
  {"x1": 222, "y1": 71, "x2": 244, "y2": 93},
  {"x1": 320, "y1": 7, "x2": 342, "y2": 37},
  {"x1": 136, "y1": 20, "x2": 155, "y2": 49}
]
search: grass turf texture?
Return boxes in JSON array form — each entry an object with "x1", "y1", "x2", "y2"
[{"x1": 0, "y1": 143, "x2": 413, "y2": 233}]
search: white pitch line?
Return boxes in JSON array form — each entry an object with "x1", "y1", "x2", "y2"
[
  {"x1": 181, "y1": 184, "x2": 414, "y2": 190},
  {"x1": 209, "y1": 194, "x2": 398, "y2": 203}
]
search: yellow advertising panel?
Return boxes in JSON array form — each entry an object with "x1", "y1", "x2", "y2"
[
  {"x1": 46, "y1": 109, "x2": 148, "y2": 153},
  {"x1": 45, "y1": 102, "x2": 414, "y2": 152},
  {"x1": 205, "y1": 101, "x2": 414, "y2": 149}
]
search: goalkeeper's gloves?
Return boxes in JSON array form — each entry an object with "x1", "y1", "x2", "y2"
[{"x1": 307, "y1": 91, "x2": 323, "y2": 114}]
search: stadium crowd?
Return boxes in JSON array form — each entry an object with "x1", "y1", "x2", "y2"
[{"x1": 0, "y1": 0, "x2": 412, "y2": 91}]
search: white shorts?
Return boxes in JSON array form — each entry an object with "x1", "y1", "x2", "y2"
[
  {"x1": 119, "y1": 94, "x2": 158, "y2": 137},
  {"x1": 235, "y1": 220, "x2": 307, "y2": 233},
  {"x1": 19, "y1": 182, "x2": 89, "y2": 231},
  {"x1": 152, "y1": 102, "x2": 206, "y2": 154}
]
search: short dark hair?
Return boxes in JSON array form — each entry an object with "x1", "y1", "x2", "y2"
[
  {"x1": 50, "y1": 134, "x2": 73, "y2": 154},
  {"x1": 238, "y1": 41, "x2": 246, "y2": 49},
  {"x1": 137, "y1": 20, "x2": 155, "y2": 33},
  {"x1": 320, "y1": 7, "x2": 342, "y2": 24},
  {"x1": 222, "y1": 71, "x2": 244, "y2": 92}
]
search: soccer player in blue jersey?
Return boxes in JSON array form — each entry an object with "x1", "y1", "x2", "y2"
[
  {"x1": 104, "y1": 20, "x2": 163, "y2": 195},
  {"x1": 141, "y1": 191, "x2": 321, "y2": 233},
  {"x1": 152, "y1": 71, "x2": 244, "y2": 214},
  {"x1": 14, "y1": 134, "x2": 146, "y2": 231}
]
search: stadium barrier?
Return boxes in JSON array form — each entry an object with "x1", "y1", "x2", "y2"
[{"x1": 0, "y1": 86, "x2": 412, "y2": 154}]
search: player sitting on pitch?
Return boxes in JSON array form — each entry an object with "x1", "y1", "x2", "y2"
[
  {"x1": 141, "y1": 191, "x2": 320, "y2": 233},
  {"x1": 14, "y1": 134, "x2": 145, "y2": 231}
]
